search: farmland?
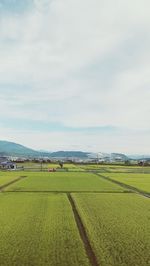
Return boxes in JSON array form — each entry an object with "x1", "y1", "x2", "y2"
[
  {"x1": 0, "y1": 171, "x2": 21, "y2": 188},
  {"x1": 16, "y1": 162, "x2": 85, "y2": 171},
  {"x1": 5, "y1": 172, "x2": 125, "y2": 192},
  {"x1": 14, "y1": 161, "x2": 150, "y2": 174},
  {"x1": 104, "y1": 166, "x2": 150, "y2": 174},
  {"x1": 80, "y1": 164, "x2": 150, "y2": 174},
  {"x1": 0, "y1": 166, "x2": 149, "y2": 266},
  {"x1": 0, "y1": 193, "x2": 90, "y2": 266},
  {"x1": 72, "y1": 193, "x2": 150, "y2": 266},
  {"x1": 101, "y1": 173, "x2": 150, "y2": 193}
]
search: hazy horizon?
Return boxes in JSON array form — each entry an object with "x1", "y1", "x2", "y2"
[
  {"x1": 0, "y1": 0, "x2": 150, "y2": 154},
  {"x1": 0, "y1": 139, "x2": 150, "y2": 156}
]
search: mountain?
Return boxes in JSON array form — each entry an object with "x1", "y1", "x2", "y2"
[
  {"x1": 0, "y1": 140, "x2": 43, "y2": 157},
  {"x1": 129, "y1": 155, "x2": 150, "y2": 160},
  {"x1": 0, "y1": 140, "x2": 130, "y2": 160},
  {"x1": 87, "y1": 152, "x2": 109, "y2": 159},
  {"x1": 87, "y1": 152, "x2": 129, "y2": 161},
  {"x1": 49, "y1": 151, "x2": 89, "y2": 158},
  {"x1": 110, "y1": 153, "x2": 129, "y2": 161},
  {"x1": 0, "y1": 141, "x2": 89, "y2": 158}
]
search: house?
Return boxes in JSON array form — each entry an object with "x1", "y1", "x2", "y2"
[{"x1": 0, "y1": 157, "x2": 16, "y2": 170}]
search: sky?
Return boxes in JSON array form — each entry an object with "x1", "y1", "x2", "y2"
[{"x1": 0, "y1": 0, "x2": 150, "y2": 154}]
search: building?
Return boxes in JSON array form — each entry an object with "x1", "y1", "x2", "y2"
[{"x1": 0, "y1": 157, "x2": 16, "y2": 170}]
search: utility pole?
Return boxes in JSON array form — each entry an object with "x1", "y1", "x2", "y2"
[
  {"x1": 97, "y1": 153, "x2": 99, "y2": 164},
  {"x1": 40, "y1": 158, "x2": 43, "y2": 172},
  {"x1": 142, "y1": 155, "x2": 145, "y2": 174}
]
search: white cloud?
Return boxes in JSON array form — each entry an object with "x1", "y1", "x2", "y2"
[
  {"x1": 0, "y1": 0, "x2": 150, "y2": 152},
  {"x1": 0, "y1": 126, "x2": 149, "y2": 154}
]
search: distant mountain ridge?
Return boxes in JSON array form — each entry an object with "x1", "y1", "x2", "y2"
[
  {"x1": 0, "y1": 140, "x2": 43, "y2": 157},
  {"x1": 1, "y1": 140, "x2": 144, "y2": 160},
  {"x1": 0, "y1": 141, "x2": 89, "y2": 158},
  {"x1": 50, "y1": 151, "x2": 89, "y2": 158},
  {"x1": 111, "y1": 153, "x2": 129, "y2": 161},
  {"x1": 88, "y1": 152, "x2": 129, "y2": 161},
  {"x1": 129, "y1": 155, "x2": 150, "y2": 160}
]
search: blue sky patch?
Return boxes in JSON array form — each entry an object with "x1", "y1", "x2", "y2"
[{"x1": 0, "y1": 0, "x2": 33, "y2": 14}]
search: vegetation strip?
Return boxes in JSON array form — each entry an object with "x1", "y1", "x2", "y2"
[
  {"x1": 0, "y1": 176, "x2": 27, "y2": 191},
  {"x1": 4, "y1": 190, "x2": 133, "y2": 194},
  {"x1": 67, "y1": 193, "x2": 99, "y2": 266},
  {"x1": 95, "y1": 173, "x2": 150, "y2": 198}
]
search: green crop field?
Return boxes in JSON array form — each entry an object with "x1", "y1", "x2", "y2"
[
  {"x1": 101, "y1": 173, "x2": 150, "y2": 193},
  {"x1": 107, "y1": 166, "x2": 150, "y2": 174},
  {"x1": 0, "y1": 167, "x2": 149, "y2": 266},
  {"x1": 72, "y1": 193, "x2": 150, "y2": 266},
  {"x1": 63, "y1": 164, "x2": 85, "y2": 171},
  {"x1": 0, "y1": 193, "x2": 90, "y2": 266},
  {"x1": 79, "y1": 164, "x2": 109, "y2": 171},
  {"x1": 16, "y1": 162, "x2": 61, "y2": 168},
  {"x1": 0, "y1": 172, "x2": 21, "y2": 188},
  {"x1": 80, "y1": 164, "x2": 150, "y2": 174},
  {"x1": 5, "y1": 172, "x2": 124, "y2": 192},
  {"x1": 16, "y1": 162, "x2": 85, "y2": 171}
]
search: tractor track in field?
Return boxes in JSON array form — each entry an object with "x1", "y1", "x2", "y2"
[
  {"x1": 0, "y1": 176, "x2": 27, "y2": 191},
  {"x1": 67, "y1": 193, "x2": 99, "y2": 266},
  {"x1": 94, "y1": 173, "x2": 150, "y2": 199}
]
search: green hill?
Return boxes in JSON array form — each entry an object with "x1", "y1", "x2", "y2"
[
  {"x1": 0, "y1": 140, "x2": 42, "y2": 157},
  {"x1": 0, "y1": 141, "x2": 89, "y2": 158}
]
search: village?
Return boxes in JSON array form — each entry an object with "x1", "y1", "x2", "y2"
[{"x1": 0, "y1": 155, "x2": 149, "y2": 171}]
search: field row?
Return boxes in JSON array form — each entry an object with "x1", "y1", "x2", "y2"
[
  {"x1": 0, "y1": 171, "x2": 150, "y2": 194},
  {"x1": 15, "y1": 162, "x2": 150, "y2": 173},
  {"x1": 1, "y1": 172, "x2": 126, "y2": 192},
  {"x1": 73, "y1": 193, "x2": 150, "y2": 266},
  {"x1": 100, "y1": 173, "x2": 150, "y2": 193},
  {"x1": 0, "y1": 193, "x2": 149, "y2": 266}
]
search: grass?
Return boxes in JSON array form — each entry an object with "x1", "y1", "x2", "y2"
[
  {"x1": 63, "y1": 164, "x2": 84, "y2": 170},
  {"x1": 1, "y1": 168, "x2": 149, "y2": 266},
  {"x1": 0, "y1": 193, "x2": 90, "y2": 266},
  {"x1": 73, "y1": 193, "x2": 150, "y2": 266},
  {"x1": 101, "y1": 173, "x2": 150, "y2": 193},
  {"x1": 16, "y1": 162, "x2": 85, "y2": 171},
  {"x1": 80, "y1": 164, "x2": 150, "y2": 174},
  {"x1": 107, "y1": 166, "x2": 150, "y2": 174},
  {"x1": 16, "y1": 162, "x2": 61, "y2": 169},
  {"x1": 5, "y1": 172, "x2": 125, "y2": 192},
  {"x1": 79, "y1": 164, "x2": 109, "y2": 171},
  {"x1": 0, "y1": 171, "x2": 21, "y2": 187}
]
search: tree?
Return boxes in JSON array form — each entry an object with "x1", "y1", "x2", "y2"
[
  {"x1": 59, "y1": 162, "x2": 63, "y2": 168},
  {"x1": 125, "y1": 160, "x2": 131, "y2": 166}
]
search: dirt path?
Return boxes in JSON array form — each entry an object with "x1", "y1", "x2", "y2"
[
  {"x1": 0, "y1": 176, "x2": 27, "y2": 191},
  {"x1": 67, "y1": 193, "x2": 99, "y2": 266},
  {"x1": 95, "y1": 173, "x2": 150, "y2": 199}
]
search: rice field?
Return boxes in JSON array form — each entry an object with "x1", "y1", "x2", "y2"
[
  {"x1": 0, "y1": 167, "x2": 149, "y2": 266},
  {"x1": 16, "y1": 162, "x2": 85, "y2": 171},
  {"x1": 0, "y1": 193, "x2": 90, "y2": 266},
  {"x1": 5, "y1": 172, "x2": 124, "y2": 192},
  {"x1": 106, "y1": 166, "x2": 150, "y2": 174},
  {"x1": 72, "y1": 193, "x2": 150, "y2": 266},
  {"x1": 0, "y1": 171, "x2": 21, "y2": 188},
  {"x1": 101, "y1": 173, "x2": 150, "y2": 193}
]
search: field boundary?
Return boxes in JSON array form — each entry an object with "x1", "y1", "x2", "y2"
[
  {"x1": 67, "y1": 193, "x2": 99, "y2": 266},
  {"x1": 4, "y1": 190, "x2": 132, "y2": 194},
  {"x1": 0, "y1": 176, "x2": 27, "y2": 191},
  {"x1": 95, "y1": 173, "x2": 150, "y2": 198}
]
